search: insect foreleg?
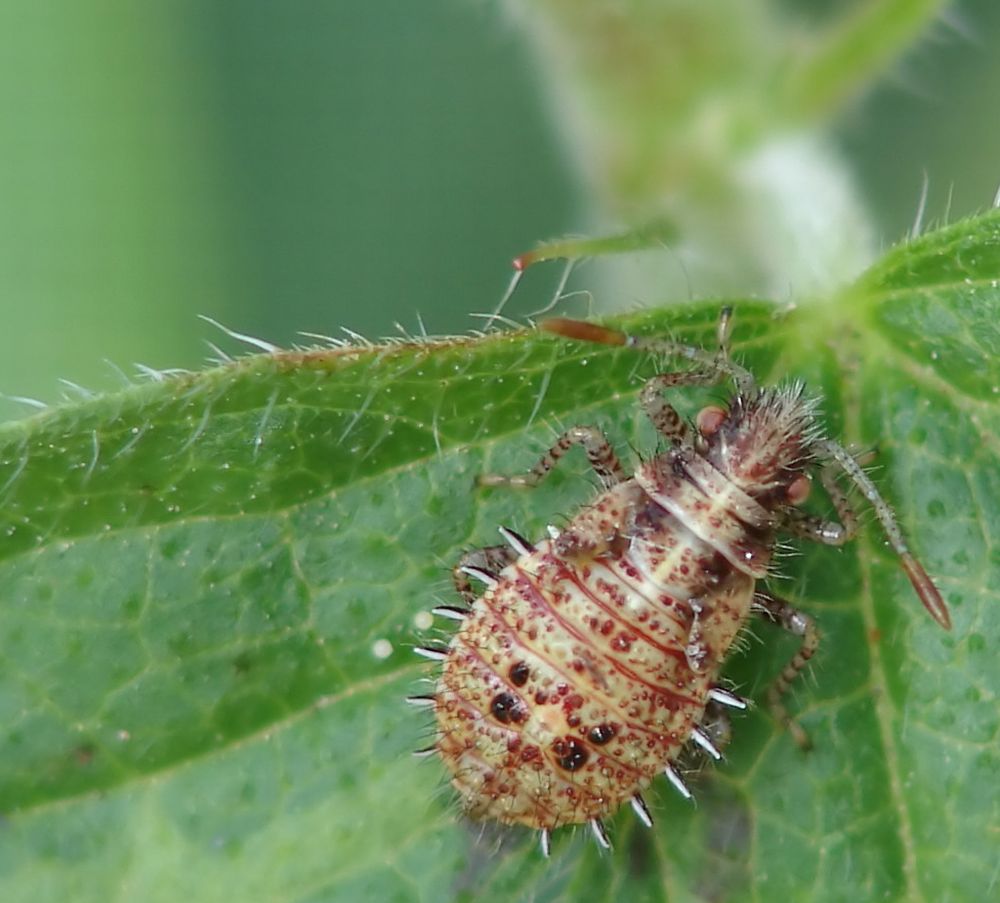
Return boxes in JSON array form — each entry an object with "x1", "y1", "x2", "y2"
[
  {"x1": 478, "y1": 425, "x2": 626, "y2": 490},
  {"x1": 641, "y1": 370, "x2": 719, "y2": 445},
  {"x1": 781, "y1": 460, "x2": 860, "y2": 546},
  {"x1": 780, "y1": 460, "x2": 860, "y2": 547}
]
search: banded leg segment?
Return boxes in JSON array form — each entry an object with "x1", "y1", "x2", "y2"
[
  {"x1": 641, "y1": 307, "x2": 737, "y2": 445},
  {"x1": 754, "y1": 591, "x2": 820, "y2": 751},
  {"x1": 478, "y1": 425, "x2": 625, "y2": 490},
  {"x1": 641, "y1": 371, "x2": 720, "y2": 445}
]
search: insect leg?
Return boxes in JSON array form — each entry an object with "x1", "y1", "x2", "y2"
[
  {"x1": 478, "y1": 425, "x2": 625, "y2": 489},
  {"x1": 779, "y1": 455, "x2": 864, "y2": 545},
  {"x1": 753, "y1": 590, "x2": 820, "y2": 751},
  {"x1": 452, "y1": 544, "x2": 518, "y2": 604},
  {"x1": 642, "y1": 304, "x2": 735, "y2": 445},
  {"x1": 640, "y1": 370, "x2": 719, "y2": 445}
]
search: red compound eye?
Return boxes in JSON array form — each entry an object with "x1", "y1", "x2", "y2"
[
  {"x1": 786, "y1": 474, "x2": 812, "y2": 506},
  {"x1": 696, "y1": 405, "x2": 727, "y2": 437}
]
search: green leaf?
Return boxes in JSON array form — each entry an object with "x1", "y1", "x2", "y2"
[{"x1": 1, "y1": 212, "x2": 996, "y2": 903}]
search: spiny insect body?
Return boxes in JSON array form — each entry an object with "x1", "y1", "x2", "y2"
[{"x1": 411, "y1": 310, "x2": 950, "y2": 857}]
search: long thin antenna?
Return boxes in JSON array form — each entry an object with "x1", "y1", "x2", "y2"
[
  {"x1": 539, "y1": 317, "x2": 756, "y2": 394},
  {"x1": 816, "y1": 440, "x2": 951, "y2": 629}
]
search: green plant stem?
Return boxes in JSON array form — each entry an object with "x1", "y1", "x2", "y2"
[{"x1": 782, "y1": 0, "x2": 950, "y2": 121}]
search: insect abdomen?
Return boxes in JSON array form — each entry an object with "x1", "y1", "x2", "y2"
[{"x1": 434, "y1": 477, "x2": 759, "y2": 830}]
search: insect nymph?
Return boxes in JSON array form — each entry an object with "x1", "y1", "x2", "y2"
[{"x1": 411, "y1": 310, "x2": 950, "y2": 857}]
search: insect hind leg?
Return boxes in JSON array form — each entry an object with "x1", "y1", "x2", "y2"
[{"x1": 754, "y1": 590, "x2": 820, "y2": 751}]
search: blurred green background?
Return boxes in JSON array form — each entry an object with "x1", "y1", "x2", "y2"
[{"x1": 2, "y1": 0, "x2": 999, "y2": 419}]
